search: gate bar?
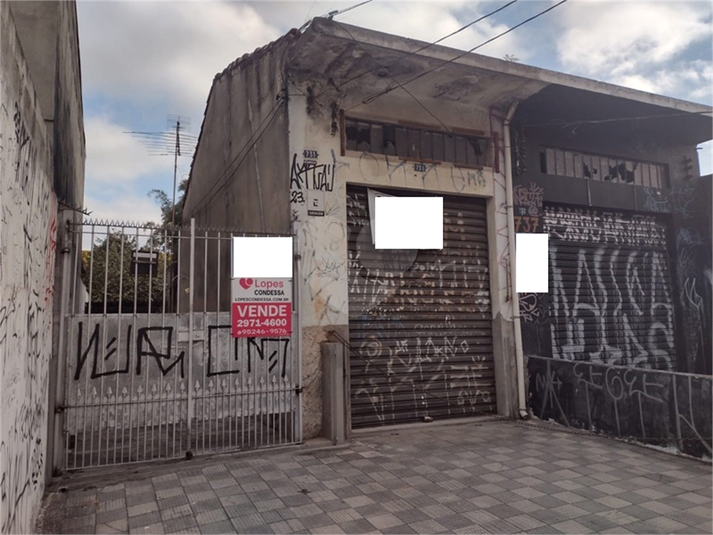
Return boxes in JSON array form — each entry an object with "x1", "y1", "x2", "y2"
[{"x1": 187, "y1": 219, "x2": 196, "y2": 455}]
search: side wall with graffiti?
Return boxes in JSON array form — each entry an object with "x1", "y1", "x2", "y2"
[
  {"x1": 0, "y1": 4, "x2": 58, "y2": 532},
  {"x1": 512, "y1": 99, "x2": 712, "y2": 457}
]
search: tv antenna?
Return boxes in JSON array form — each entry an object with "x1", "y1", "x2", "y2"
[{"x1": 127, "y1": 115, "x2": 197, "y2": 228}]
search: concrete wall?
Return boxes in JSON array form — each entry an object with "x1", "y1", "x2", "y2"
[
  {"x1": 182, "y1": 35, "x2": 294, "y2": 234},
  {"x1": 286, "y1": 79, "x2": 519, "y2": 436},
  {"x1": 0, "y1": 3, "x2": 58, "y2": 532}
]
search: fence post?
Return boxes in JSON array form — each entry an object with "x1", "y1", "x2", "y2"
[{"x1": 187, "y1": 218, "x2": 196, "y2": 456}]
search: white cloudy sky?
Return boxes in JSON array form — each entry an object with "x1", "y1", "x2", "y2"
[{"x1": 77, "y1": 0, "x2": 713, "y2": 223}]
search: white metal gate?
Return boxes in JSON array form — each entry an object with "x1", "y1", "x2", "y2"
[{"x1": 59, "y1": 220, "x2": 301, "y2": 469}]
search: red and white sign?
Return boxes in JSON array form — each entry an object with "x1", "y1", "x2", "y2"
[{"x1": 231, "y1": 278, "x2": 292, "y2": 337}]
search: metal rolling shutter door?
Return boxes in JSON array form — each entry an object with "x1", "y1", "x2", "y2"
[
  {"x1": 347, "y1": 186, "x2": 495, "y2": 428},
  {"x1": 545, "y1": 205, "x2": 677, "y2": 370}
]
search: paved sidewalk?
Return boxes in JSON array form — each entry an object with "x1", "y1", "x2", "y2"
[{"x1": 38, "y1": 419, "x2": 712, "y2": 534}]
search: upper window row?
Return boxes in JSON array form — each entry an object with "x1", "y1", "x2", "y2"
[
  {"x1": 344, "y1": 118, "x2": 490, "y2": 168},
  {"x1": 540, "y1": 147, "x2": 668, "y2": 189}
]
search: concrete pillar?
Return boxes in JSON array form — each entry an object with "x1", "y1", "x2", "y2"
[{"x1": 321, "y1": 342, "x2": 346, "y2": 444}]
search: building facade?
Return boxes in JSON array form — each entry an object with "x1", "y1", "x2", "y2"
[
  {"x1": 182, "y1": 19, "x2": 711, "y2": 455},
  {"x1": 0, "y1": 1, "x2": 85, "y2": 532}
]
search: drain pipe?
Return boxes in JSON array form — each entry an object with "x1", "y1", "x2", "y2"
[{"x1": 503, "y1": 102, "x2": 529, "y2": 420}]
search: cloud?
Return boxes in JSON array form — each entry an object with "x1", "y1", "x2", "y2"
[
  {"x1": 84, "y1": 115, "x2": 175, "y2": 184},
  {"x1": 77, "y1": 1, "x2": 281, "y2": 113},
  {"x1": 336, "y1": 1, "x2": 528, "y2": 60},
  {"x1": 83, "y1": 189, "x2": 163, "y2": 226},
  {"x1": 554, "y1": 1, "x2": 712, "y2": 103}
]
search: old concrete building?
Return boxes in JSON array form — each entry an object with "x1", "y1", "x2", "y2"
[
  {"x1": 0, "y1": 1, "x2": 85, "y2": 532},
  {"x1": 182, "y1": 19, "x2": 711, "y2": 455}
]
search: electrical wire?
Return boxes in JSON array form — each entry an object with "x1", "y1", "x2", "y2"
[
  {"x1": 318, "y1": 0, "x2": 520, "y2": 99},
  {"x1": 360, "y1": 0, "x2": 569, "y2": 106}
]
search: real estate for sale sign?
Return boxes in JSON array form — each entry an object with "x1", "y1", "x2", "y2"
[{"x1": 231, "y1": 278, "x2": 292, "y2": 337}]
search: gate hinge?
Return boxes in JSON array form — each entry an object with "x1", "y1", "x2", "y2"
[
  {"x1": 55, "y1": 405, "x2": 66, "y2": 414},
  {"x1": 295, "y1": 386, "x2": 303, "y2": 395}
]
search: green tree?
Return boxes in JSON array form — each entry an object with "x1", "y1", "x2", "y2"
[
  {"x1": 82, "y1": 232, "x2": 170, "y2": 313},
  {"x1": 149, "y1": 178, "x2": 188, "y2": 230}
]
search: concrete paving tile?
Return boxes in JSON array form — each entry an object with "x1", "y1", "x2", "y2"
[
  {"x1": 480, "y1": 519, "x2": 520, "y2": 534},
  {"x1": 129, "y1": 522, "x2": 164, "y2": 534},
  {"x1": 664, "y1": 509, "x2": 711, "y2": 528},
  {"x1": 158, "y1": 494, "x2": 189, "y2": 509},
  {"x1": 639, "y1": 500, "x2": 679, "y2": 515},
  {"x1": 595, "y1": 495, "x2": 633, "y2": 509},
  {"x1": 530, "y1": 494, "x2": 568, "y2": 509},
  {"x1": 578, "y1": 513, "x2": 620, "y2": 532},
  {"x1": 127, "y1": 512, "x2": 161, "y2": 530},
  {"x1": 339, "y1": 518, "x2": 377, "y2": 534},
  {"x1": 381, "y1": 499, "x2": 413, "y2": 514},
  {"x1": 291, "y1": 503, "x2": 323, "y2": 518},
  {"x1": 163, "y1": 516, "x2": 199, "y2": 533},
  {"x1": 231, "y1": 514, "x2": 267, "y2": 531},
  {"x1": 410, "y1": 519, "x2": 448, "y2": 534},
  {"x1": 509, "y1": 499, "x2": 541, "y2": 514},
  {"x1": 95, "y1": 522, "x2": 128, "y2": 534},
  {"x1": 267, "y1": 520, "x2": 292, "y2": 534},
  {"x1": 468, "y1": 495, "x2": 502, "y2": 508},
  {"x1": 645, "y1": 515, "x2": 690, "y2": 532},
  {"x1": 310, "y1": 524, "x2": 346, "y2": 534},
  {"x1": 126, "y1": 492, "x2": 155, "y2": 508},
  {"x1": 462, "y1": 509, "x2": 499, "y2": 524},
  {"x1": 160, "y1": 504, "x2": 193, "y2": 522},
  {"x1": 380, "y1": 524, "x2": 414, "y2": 534},
  {"x1": 199, "y1": 520, "x2": 236, "y2": 534},
  {"x1": 506, "y1": 513, "x2": 545, "y2": 531},
  {"x1": 598, "y1": 509, "x2": 639, "y2": 525},
  {"x1": 300, "y1": 513, "x2": 335, "y2": 529},
  {"x1": 550, "y1": 520, "x2": 595, "y2": 534},
  {"x1": 681, "y1": 505, "x2": 713, "y2": 519},
  {"x1": 253, "y1": 498, "x2": 285, "y2": 513},
  {"x1": 677, "y1": 492, "x2": 713, "y2": 505},
  {"x1": 511, "y1": 486, "x2": 546, "y2": 499},
  {"x1": 327, "y1": 508, "x2": 363, "y2": 524},
  {"x1": 190, "y1": 499, "x2": 224, "y2": 514},
  {"x1": 436, "y1": 514, "x2": 475, "y2": 530},
  {"x1": 696, "y1": 521, "x2": 712, "y2": 533},
  {"x1": 128, "y1": 502, "x2": 158, "y2": 517},
  {"x1": 195, "y1": 509, "x2": 228, "y2": 525},
  {"x1": 186, "y1": 490, "x2": 217, "y2": 504},
  {"x1": 97, "y1": 509, "x2": 128, "y2": 525}
]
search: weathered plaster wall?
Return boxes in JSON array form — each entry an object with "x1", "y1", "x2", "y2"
[
  {"x1": 0, "y1": 4, "x2": 58, "y2": 532},
  {"x1": 183, "y1": 35, "x2": 294, "y2": 235},
  {"x1": 288, "y1": 82, "x2": 518, "y2": 433}
]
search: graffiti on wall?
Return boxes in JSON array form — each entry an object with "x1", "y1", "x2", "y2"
[
  {"x1": 528, "y1": 356, "x2": 712, "y2": 458},
  {"x1": 1, "y1": 92, "x2": 57, "y2": 533},
  {"x1": 513, "y1": 182, "x2": 543, "y2": 233},
  {"x1": 550, "y1": 245, "x2": 675, "y2": 369}
]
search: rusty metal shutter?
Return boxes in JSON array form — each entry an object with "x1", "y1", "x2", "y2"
[
  {"x1": 545, "y1": 204, "x2": 677, "y2": 370},
  {"x1": 347, "y1": 186, "x2": 495, "y2": 428}
]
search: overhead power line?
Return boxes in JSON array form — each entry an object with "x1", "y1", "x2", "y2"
[{"x1": 360, "y1": 0, "x2": 569, "y2": 106}]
